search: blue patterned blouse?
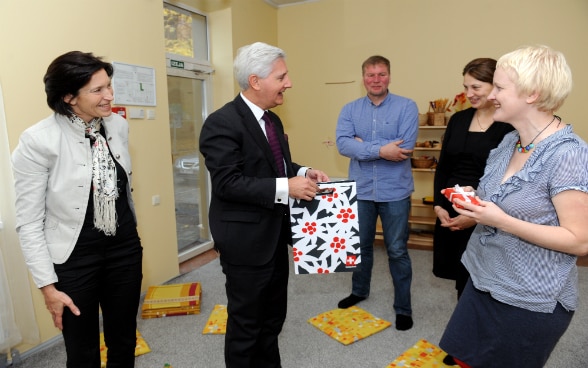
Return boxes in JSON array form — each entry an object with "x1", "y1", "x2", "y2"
[{"x1": 462, "y1": 124, "x2": 588, "y2": 313}]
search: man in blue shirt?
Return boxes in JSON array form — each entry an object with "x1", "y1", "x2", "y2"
[{"x1": 335, "y1": 55, "x2": 418, "y2": 330}]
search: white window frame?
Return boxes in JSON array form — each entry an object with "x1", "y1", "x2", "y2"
[{"x1": 163, "y1": 1, "x2": 214, "y2": 75}]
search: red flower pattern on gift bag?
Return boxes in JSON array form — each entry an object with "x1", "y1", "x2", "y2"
[{"x1": 289, "y1": 181, "x2": 360, "y2": 274}]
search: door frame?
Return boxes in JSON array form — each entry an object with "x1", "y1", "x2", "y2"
[{"x1": 167, "y1": 65, "x2": 214, "y2": 262}]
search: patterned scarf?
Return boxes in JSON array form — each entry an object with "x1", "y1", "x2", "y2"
[{"x1": 71, "y1": 115, "x2": 118, "y2": 235}]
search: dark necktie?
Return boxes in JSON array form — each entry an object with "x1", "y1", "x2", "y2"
[{"x1": 262, "y1": 112, "x2": 286, "y2": 177}]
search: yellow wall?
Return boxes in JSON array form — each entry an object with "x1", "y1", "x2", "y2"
[
  {"x1": 209, "y1": 7, "x2": 236, "y2": 110},
  {"x1": 0, "y1": 0, "x2": 278, "y2": 355},
  {"x1": 0, "y1": 0, "x2": 180, "y2": 350},
  {"x1": 276, "y1": 0, "x2": 588, "y2": 184},
  {"x1": 182, "y1": 0, "x2": 278, "y2": 109},
  {"x1": 1, "y1": 0, "x2": 587, "y2": 355}
]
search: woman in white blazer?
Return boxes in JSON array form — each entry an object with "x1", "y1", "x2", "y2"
[{"x1": 12, "y1": 51, "x2": 143, "y2": 368}]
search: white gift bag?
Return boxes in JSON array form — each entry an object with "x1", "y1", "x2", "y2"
[{"x1": 289, "y1": 180, "x2": 360, "y2": 274}]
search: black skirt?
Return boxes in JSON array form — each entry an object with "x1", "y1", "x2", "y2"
[{"x1": 439, "y1": 279, "x2": 574, "y2": 367}]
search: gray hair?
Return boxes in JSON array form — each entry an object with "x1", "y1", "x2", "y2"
[{"x1": 234, "y1": 42, "x2": 286, "y2": 91}]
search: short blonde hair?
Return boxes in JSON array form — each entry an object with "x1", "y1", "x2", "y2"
[{"x1": 496, "y1": 45, "x2": 572, "y2": 112}]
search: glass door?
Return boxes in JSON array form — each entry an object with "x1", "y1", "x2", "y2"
[{"x1": 167, "y1": 71, "x2": 212, "y2": 262}]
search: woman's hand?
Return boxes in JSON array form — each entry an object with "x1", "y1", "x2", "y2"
[
  {"x1": 435, "y1": 205, "x2": 477, "y2": 230},
  {"x1": 454, "y1": 190, "x2": 588, "y2": 256},
  {"x1": 452, "y1": 196, "x2": 507, "y2": 229},
  {"x1": 41, "y1": 284, "x2": 80, "y2": 330},
  {"x1": 434, "y1": 206, "x2": 451, "y2": 224},
  {"x1": 456, "y1": 186, "x2": 475, "y2": 193},
  {"x1": 443, "y1": 214, "x2": 478, "y2": 231}
]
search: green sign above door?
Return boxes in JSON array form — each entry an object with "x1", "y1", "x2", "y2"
[{"x1": 170, "y1": 60, "x2": 185, "y2": 69}]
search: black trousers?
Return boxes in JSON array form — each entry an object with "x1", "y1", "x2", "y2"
[
  {"x1": 220, "y1": 240, "x2": 289, "y2": 368},
  {"x1": 54, "y1": 231, "x2": 143, "y2": 368}
]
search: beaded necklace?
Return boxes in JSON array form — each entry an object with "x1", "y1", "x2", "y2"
[{"x1": 516, "y1": 115, "x2": 561, "y2": 153}]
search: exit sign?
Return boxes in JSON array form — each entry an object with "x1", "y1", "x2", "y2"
[{"x1": 170, "y1": 60, "x2": 185, "y2": 69}]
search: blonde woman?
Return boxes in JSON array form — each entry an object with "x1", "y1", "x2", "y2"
[{"x1": 440, "y1": 45, "x2": 588, "y2": 367}]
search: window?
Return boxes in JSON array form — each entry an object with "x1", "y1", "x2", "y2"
[{"x1": 163, "y1": 2, "x2": 209, "y2": 64}]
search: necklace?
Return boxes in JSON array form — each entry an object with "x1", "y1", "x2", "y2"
[
  {"x1": 475, "y1": 112, "x2": 487, "y2": 132},
  {"x1": 516, "y1": 115, "x2": 561, "y2": 153}
]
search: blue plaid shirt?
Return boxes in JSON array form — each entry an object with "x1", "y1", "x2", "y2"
[
  {"x1": 463, "y1": 124, "x2": 588, "y2": 312},
  {"x1": 336, "y1": 93, "x2": 418, "y2": 202}
]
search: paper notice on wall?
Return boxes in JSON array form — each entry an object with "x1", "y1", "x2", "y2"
[{"x1": 112, "y1": 61, "x2": 156, "y2": 106}]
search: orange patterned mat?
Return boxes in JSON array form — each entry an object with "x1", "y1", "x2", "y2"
[
  {"x1": 386, "y1": 339, "x2": 451, "y2": 367},
  {"x1": 307, "y1": 306, "x2": 391, "y2": 345},
  {"x1": 202, "y1": 304, "x2": 228, "y2": 334},
  {"x1": 141, "y1": 282, "x2": 201, "y2": 319}
]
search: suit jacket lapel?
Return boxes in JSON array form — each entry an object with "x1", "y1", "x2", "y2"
[{"x1": 234, "y1": 95, "x2": 288, "y2": 177}]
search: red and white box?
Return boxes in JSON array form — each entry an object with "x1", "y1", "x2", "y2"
[{"x1": 444, "y1": 185, "x2": 479, "y2": 208}]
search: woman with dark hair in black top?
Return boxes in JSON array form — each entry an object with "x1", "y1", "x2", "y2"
[{"x1": 432, "y1": 58, "x2": 513, "y2": 299}]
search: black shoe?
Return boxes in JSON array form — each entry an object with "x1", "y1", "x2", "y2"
[
  {"x1": 338, "y1": 294, "x2": 366, "y2": 308},
  {"x1": 395, "y1": 314, "x2": 413, "y2": 331}
]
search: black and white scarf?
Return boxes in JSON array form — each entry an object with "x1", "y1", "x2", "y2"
[{"x1": 71, "y1": 115, "x2": 118, "y2": 235}]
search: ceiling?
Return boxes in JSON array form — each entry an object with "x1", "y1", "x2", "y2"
[
  {"x1": 264, "y1": 0, "x2": 318, "y2": 8},
  {"x1": 190, "y1": 0, "x2": 317, "y2": 12}
]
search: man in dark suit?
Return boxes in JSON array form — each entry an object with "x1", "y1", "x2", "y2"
[{"x1": 199, "y1": 42, "x2": 329, "y2": 368}]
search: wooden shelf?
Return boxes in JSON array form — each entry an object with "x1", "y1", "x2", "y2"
[
  {"x1": 407, "y1": 231, "x2": 434, "y2": 250},
  {"x1": 403, "y1": 124, "x2": 444, "y2": 250},
  {"x1": 410, "y1": 200, "x2": 435, "y2": 224},
  {"x1": 409, "y1": 215, "x2": 435, "y2": 226},
  {"x1": 374, "y1": 198, "x2": 436, "y2": 250},
  {"x1": 411, "y1": 199, "x2": 433, "y2": 208},
  {"x1": 418, "y1": 125, "x2": 446, "y2": 129},
  {"x1": 374, "y1": 231, "x2": 434, "y2": 250},
  {"x1": 409, "y1": 198, "x2": 435, "y2": 248}
]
